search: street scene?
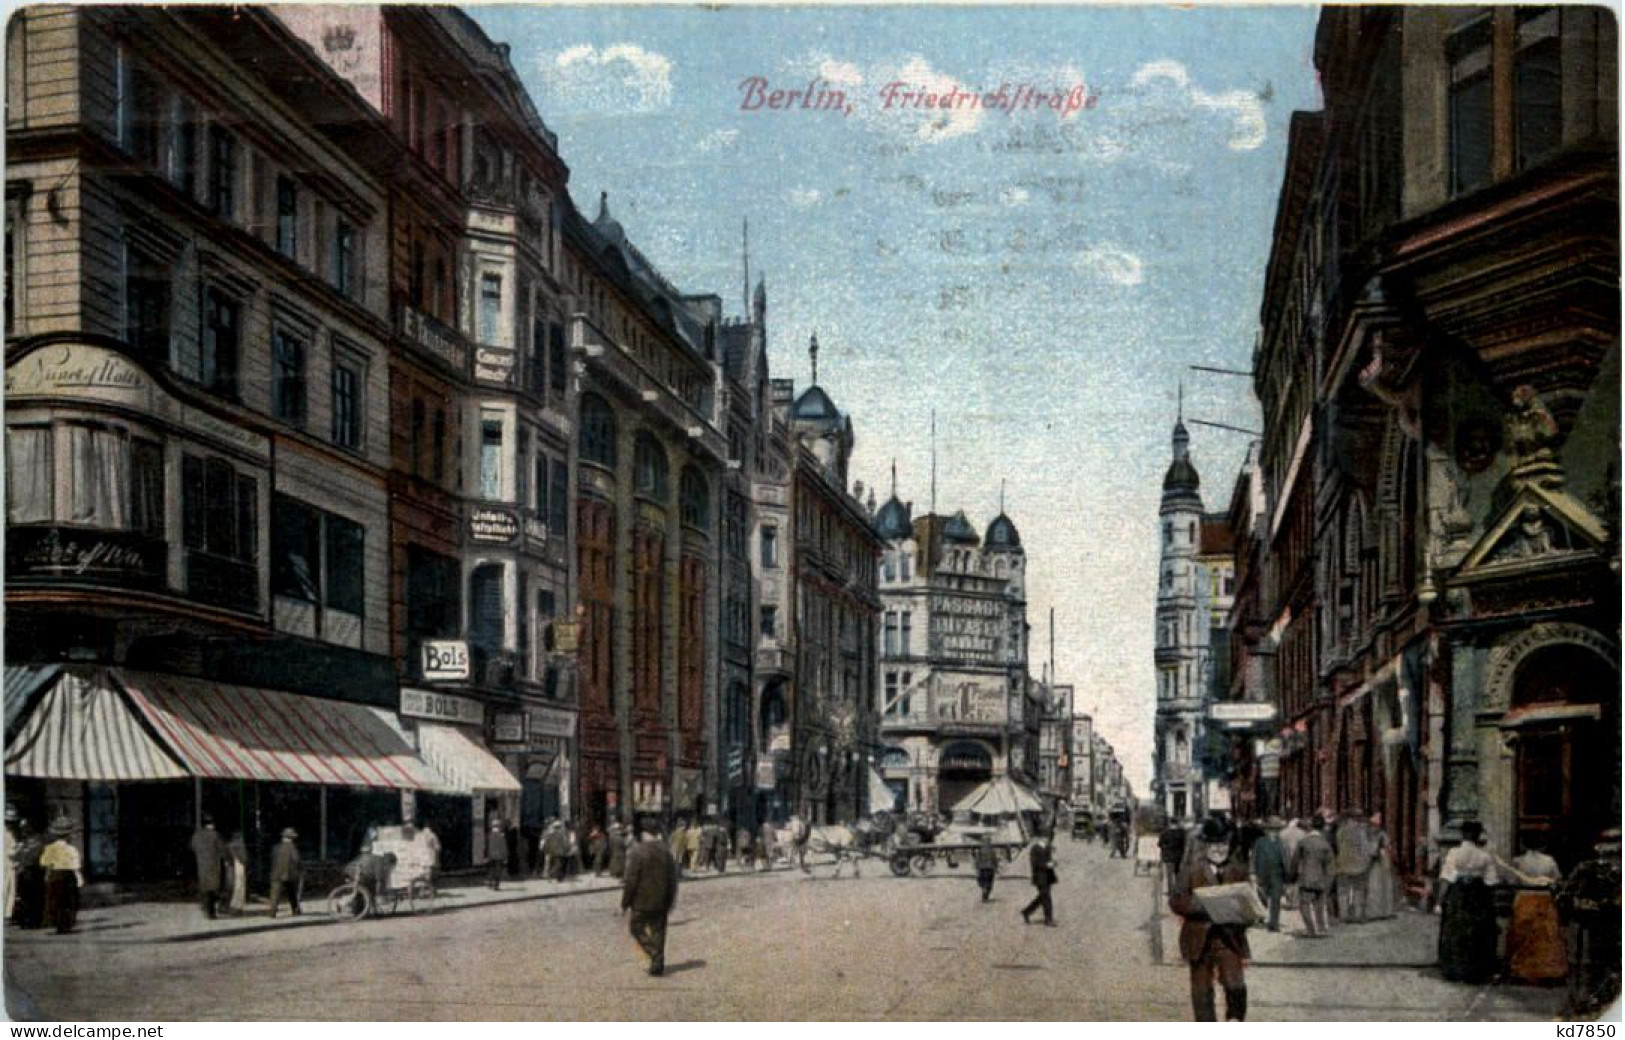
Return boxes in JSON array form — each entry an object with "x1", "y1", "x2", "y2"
[{"x1": 3, "y1": 1, "x2": 1620, "y2": 1024}]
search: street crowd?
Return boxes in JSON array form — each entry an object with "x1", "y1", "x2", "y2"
[{"x1": 1157, "y1": 809, "x2": 1622, "y2": 1020}]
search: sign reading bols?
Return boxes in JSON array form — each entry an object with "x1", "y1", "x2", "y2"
[
  {"x1": 400, "y1": 687, "x2": 484, "y2": 726},
  {"x1": 420, "y1": 640, "x2": 470, "y2": 681}
]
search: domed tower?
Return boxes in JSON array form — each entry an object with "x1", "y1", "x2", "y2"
[
  {"x1": 985, "y1": 483, "x2": 1025, "y2": 598},
  {"x1": 1154, "y1": 398, "x2": 1207, "y2": 822},
  {"x1": 790, "y1": 332, "x2": 854, "y2": 483}
]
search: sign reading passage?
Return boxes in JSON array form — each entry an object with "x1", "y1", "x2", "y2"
[
  {"x1": 400, "y1": 687, "x2": 484, "y2": 726},
  {"x1": 421, "y1": 640, "x2": 470, "y2": 681}
]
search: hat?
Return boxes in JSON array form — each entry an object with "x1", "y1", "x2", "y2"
[
  {"x1": 3, "y1": 805, "x2": 18, "y2": 823},
  {"x1": 1262, "y1": 816, "x2": 1286, "y2": 830},
  {"x1": 47, "y1": 816, "x2": 75, "y2": 838},
  {"x1": 281, "y1": 828, "x2": 298, "y2": 839},
  {"x1": 1198, "y1": 817, "x2": 1231, "y2": 843}
]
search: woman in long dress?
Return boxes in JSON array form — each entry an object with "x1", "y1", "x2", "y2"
[
  {"x1": 1504, "y1": 842, "x2": 1568, "y2": 983},
  {"x1": 226, "y1": 832, "x2": 249, "y2": 914},
  {"x1": 1365, "y1": 813, "x2": 1397, "y2": 920},
  {"x1": 1437, "y1": 821, "x2": 1501, "y2": 984}
]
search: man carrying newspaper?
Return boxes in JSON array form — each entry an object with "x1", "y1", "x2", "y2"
[{"x1": 1168, "y1": 816, "x2": 1262, "y2": 1022}]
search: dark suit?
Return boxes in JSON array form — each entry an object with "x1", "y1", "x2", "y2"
[
  {"x1": 1250, "y1": 833, "x2": 1287, "y2": 932},
  {"x1": 189, "y1": 827, "x2": 230, "y2": 919},
  {"x1": 1169, "y1": 855, "x2": 1252, "y2": 1021},
  {"x1": 622, "y1": 837, "x2": 680, "y2": 975},
  {"x1": 268, "y1": 840, "x2": 303, "y2": 917},
  {"x1": 1020, "y1": 841, "x2": 1055, "y2": 924}
]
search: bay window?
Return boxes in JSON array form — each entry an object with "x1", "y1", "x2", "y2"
[
  {"x1": 182, "y1": 453, "x2": 258, "y2": 612},
  {"x1": 5, "y1": 425, "x2": 52, "y2": 524}
]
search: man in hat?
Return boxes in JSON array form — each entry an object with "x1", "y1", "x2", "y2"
[
  {"x1": 1333, "y1": 807, "x2": 1373, "y2": 924},
  {"x1": 486, "y1": 819, "x2": 506, "y2": 891},
  {"x1": 1158, "y1": 817, "x2": 1189, "y2": 897},
  {"x1": 39, "y1": 818, "x2": 82, "y2": 935},
  {"x1": 1251, "y1": 817, "x2": 1289, "y2": 933},
  {"x1": 1291, "y1": 814, "x2": 1335, "y2": 938},
  {"x1": 1019, "y1": 832, "x2": 1057, "y2": 926},
  {"x1": 622, "y1": 815, "x2": 679, "y2": 977},
  {"x1": 189, "y1": 814, "x2": 231, "y2": 920},
  {"x1": 1170, "y1": 816, "x2": 1252, "y2": 1021},
  {"x1": 268, "y1": 828, "x2": 303, "y2": 918},
  {"x1": 1559, "y1": 828, "x2": 1622, "y2": 1015},
  {"x1": 973, "y1": 831, "x2": 1001, "y2": 902}
]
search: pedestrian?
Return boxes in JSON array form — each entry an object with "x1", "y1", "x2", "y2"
[
  {"x1": 1019, "y1": 832, "x2": 1056, "y2": 926},
  {"x1": 758, "y1": 820, "x2": 776, "y2": 870},
  {"x1": 11, "y1": 818, "x2": 45, "y2": 929},
  {"x1": 687, "y1": 818, "x2": 706, "y2": 873},
  {"x1": 1291, "y1": 814, "x2": 1334, "y2": 938},
  {"x1": 1503, "y1": 838, "x2": 1566, "y2": 983},
  {"x1": 973, "y1": 832, "x2": 1000, "y2": 902},
  {"x1": 1277, "y1": 817, "x2": 1305, "y2": 910},
  {"x1": 712, "y1": 819, "x2": 730, "y2": 873},
  {"x1": 669, "y1": 818, "x2": 689, "y2": 877},
  {"x1": 226, "y1": 830, "x2": 249, "y2": 915},
  {"x1": 268, "y1": 828, "x2": 303, "y2": 918},
  {"x1": 608, "y1": 822, "x2": 629, "y2": 879},
  {"x1": 588, "y1": 822, "x2": 607, "y2": 877},
  {"x1": 485, "y1": 820, "x2": 506, "y2": 890},
  {"x1": 541, "y1": 820, "x2": 565, "y2": 881},
  {"x1": 1365, "y1": 812, "x2": 1397, "y2": 921},
  {"x1": 1170, "y1": 817, "x2": 1252, "y2": 1021},
  {"x1": 1558, "y1": 829, "x2": 1621, "y2": 1016},
  {"x1": 1333, "y1": 807, "x2": 1372, "y2": 924},
  {"x1": 1158, "y1": 817, "x2": 1188, "y2": 897},
  {"x1": 791, "y1": 814, "x2": 811, "y2": 873},
  {"x1": 39, "y1": 817, "x2": 82, "y2": 935},
  {"x1": 1251, "y1": 816, "x2": 1288, "y2": 933},
  {"x1": 3, "y1": 806, "x2": 19, "y2": 923},
  {"x1": 190, "y1": 814, "x2": 230, "y2": 920},
  {"x1": 565, "y1": 823, "x2": 584, "y2": 880},
  {"x1": 622, "y1": 815, "x2": 679, "y2": 977},
  {"x1": 735, "y1": 823, "x2": 754, "y2": 870},
  {"x1": 1436, "y1": 820, "x2": 1501, "y2": 984}
]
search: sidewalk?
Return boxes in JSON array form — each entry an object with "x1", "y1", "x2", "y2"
[{"x1": 5, "y1": 860, "x2": 811, "y2": 947}]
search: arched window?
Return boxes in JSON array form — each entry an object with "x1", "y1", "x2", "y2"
[
  {"x1": 760, "y1": 683, "x2": 788, "y2": 740},
  {"x1": 633, "y1": 432, "x2": 668, "y2": 499},
  {"x1": 881, "y1": 746, "x2": 911, "y2": 770},
  {"x1": 579, "y1": 393, "x2": 616, "y2": 467},
  {"x1": 679, "y1": 466, "x2": 709, "y2": 529}
]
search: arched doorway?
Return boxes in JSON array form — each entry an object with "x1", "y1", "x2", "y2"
[
  {"x1": 880, "y1": 745, "x2": 910, "y2": 812},
  {"x1": 1508, "y1": 643, "x2": 1619, "y2": 869},
  {"x1": 937, "y1": 741, "x2": 993, "y2": 813}
]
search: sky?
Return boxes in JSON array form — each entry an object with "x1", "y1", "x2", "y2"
[{"x1": 471, "y1": 4, "x2": 1326, "y2": 792}]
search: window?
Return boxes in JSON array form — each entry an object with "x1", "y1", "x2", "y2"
[
  {"x1": 5, "y1": 192, "x2": 22, "y2": 335},
  {"x1": 123, "y1": 243, "x2": 170, "y2": 358},
  {"x1": 432, "y1": 408, "x2": 447, "y2": 483},
  {"x1": 128, "y1": 64, "x2": 160, "y2": 165},
  {"x1": 479, "y1": 411, "x2": 504, "y2": 500},
  {"x1": 409, "y1": 239, "x2": 425, "y2": 309},
  {"x1": 760, "y1": 605, "x2": 777, "y2": 638},
  {"x1": 181, "y1": 454, "x2": 258, "y2": 611},
  {"x1": 192, "y1": 288, "x2": 239, "y2": 398},
  {"x1": 550, "y1": 459, "x2": 569, "y2": 536},
  {"x1": 579, "y1": 393, "x2": 617, "y2": 467},
  {"x1": 272, "y1": 495, "x2": 321, "y2": 603},
  {"x1": 883, "y1": 611, "x2": 898, "y2": 655},
  {"x1": 901, "y1": 551, "x2": 911, "y2": 581},
  {"x1": 761, "y1": 525, "x2": 779, "y2": 568},
  {"x1": 1515, "y1": 8, "x2": 1562, "y2": 171},
  {"x1": 276, "y1": 176, "x2": 298, "y2": 258},
  {"x1": 883, "y1": 551, "x2": 895, "y2": 582},
  {"x1": 516, "y1": 428, "x2": 530, "y2": 507},
  {"x1": 113, "y1": 43, "x2": 133, "y2": 150},
  {"x1": 332, "y1": 220, "x2": 355, "y2": 297},
  {"x1": 208, "y1": 125, "x2": 235, "y2": 219},
  {"x1": 529, "y1": 314, "x2": 548, "y2": 395},
  {"x1": 323, "y1": 519, "x2": 367, "y2": 617},
  {"x1": 901, "y1": 611, "x2": 912, "y2": 654},
  {"x1": 468, "y1": 562, "x2": 505, "y2": 654},
  {"x1": 549, "y1": 322, "x2": 568, "y2": 393},
  {"x1": 411, "y1": 399, "x2": 426, "y2": 478},
  {"x1": 406, "y1": 546, "x2": 460, "y2": 670},
  {"x1": 633, "y1": 433, "x2": 668, "y2": 499},
  {"x1": 1448, "y1": 11, "x2": 1494, "y2": 197},
  {"x1": 478, "y1": 273, "x2": 503, "y2": 345},
  {"x1": 534, "y1": 450, "x2": 549, "y2": 518},
  {"x1": 130, "y1": 438, "x2": 164, "y2": 536},
  {"x1": 272, "y1": 329, "x2": 306, "y2": 426},
  {"x1": 331, "y1": 356, "x2": 361, "y2": 449},
  {"x1": 680, "y1": 467, "x2": 709, "y2": 529},
  {"x1": 166, "y1": 96, "x2": 198, "y2": 197}
]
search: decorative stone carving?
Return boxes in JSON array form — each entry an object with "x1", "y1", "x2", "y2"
[
  {"x1": 1480, "y1": 621, "x2": 1619, "y2": 714},
  {"x1": 1505, "y1": 384, "x2": 1564, "y2": 487}
]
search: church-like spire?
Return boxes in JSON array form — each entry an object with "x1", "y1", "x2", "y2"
[
  {"x1": 890, "y1": 458, "x2": 898, "y2": 497},
  {"x1": 742, "y1": 218, "x2": 750, "y2": 316},
  {"x1": 809, "y1": 331, "x2": 820, "y2": 385}
]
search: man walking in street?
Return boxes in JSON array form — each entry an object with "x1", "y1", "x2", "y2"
[
  {"x1": 973, "y1": 832, "x2": 1001, "y2": 902},
  {"x1": 1020, "y1": 832, "x2": 1057, "y2": 925},
  {"x1": 1277, "y1": 816, "x2": 1306, "y2": 911},
  {"x1": 1159, "y1": 817, "x2": 1188, "y2": 898},
  {"x1": 268, "y1": 827, "x2": 303, "y2": 918},
  {"x1": 758, "y1": 820, "x2": 776, "y2": 871},
  {"x1": 622, "y1": 815, "x2": 680, "y2": 977},
  {"x1": 1251, "y1": 817, "x2": 1288, "y2": 933},
  {"x1": 669, "y1": 817, "x2": 689, "y2": 877},
  {"x1": 1334, "y1": 807, "x2": 1372, "y2": 924},
  {"x1": 1170, "y1": 817, "x2": 1253, "y2": 1021},
  {"x1": 1292, "y1": 814, "x2": 1335, "y2": 937},
  {"x1": 189, "y1": 814, "x2": 230, "y2": 920}
]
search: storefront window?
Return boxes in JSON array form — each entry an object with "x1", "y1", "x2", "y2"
[{"x1": 5, "y1": 425, "x2": 51, "y2": 523}]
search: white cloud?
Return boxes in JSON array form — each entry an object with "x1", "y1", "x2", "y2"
[
  {"x1": 1129, "y1": 58, "x2": 1267, "y2": 151},
  {"x1": 1076, "y1": 246, "x2": 1145, "y2": 287},
  {"x1": 819, "y1": 58, "x2": 864, "y2": 88},
  {"x1": 787, "y1": 187, "x2": 823, "y2": 209},
  {"x1": 877, "y1": 56, "x2": 985, "y2": 144},
  {"x1": 999, "y1": 187, "x2": 1031, "y2": 207},
  {"x1": 546, "y1": 43, "x2": 673, "y2": 113},
  {"x1": 696, "y1": 128, "x2": 739, "y2": 153}
]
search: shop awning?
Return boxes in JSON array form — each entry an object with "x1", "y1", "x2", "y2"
[
  {"x1": 5, "y1": 664, "x2": 61, "y2": 734},
  {"x1": 6, "y1": 669, "x2": 188, "y2": 782},
  {"x1": 867, "y1": 766, "x2": 896, "y2": 812},
  {"x1": 951, "y1": 775, "x2": 1045, "y2": 816},
  {"x1": 113, "y1": 670, "x2": 444, "y2": 790},
  {"x1": 414, "y1": 722, "x2": 520, "y2": 794}
]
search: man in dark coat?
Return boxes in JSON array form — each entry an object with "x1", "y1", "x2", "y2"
[
  {"x1": 973, "y1": 832, "x2": 1001, "y2": 902},
  {"x1": 1170, "y1": 817, "x2": 1252, "y2": 1021},
  {"x1": 1250, "y1": 817, "x2": 1288, "y2": 933},
  {"x1": 1158, "y1": 818, "x2": 1188, "y2": 895},
  {"x1": 622, "y1": 815, "x2": 680, "y2": 976},
  {"x1": 268, "y1": 827, "x2": 303, "y2": 918},
  {"x1": 607, "y1": 823, "x2": 629, "y2": 879},
  {"x1": 1019, "y1": 833, "x2": 1056, "y2": 925},
  {"x1": 190, "y1": 815, "x2": 230, "y2": 920}
]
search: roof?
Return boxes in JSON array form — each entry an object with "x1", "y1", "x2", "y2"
[
  {"x1": 942, "y1": 510, "x2": 980, "y2": 544},
  {"x1": 1162, "y1": 457, "x2": 1201, "y2": 493},
  {"x1": 1200, "y1": 514, "x2": 1235, "y2": 556},
  {"x1": 874, "y1": 496, "x2": 914, "y2": 540},
  {"x1": 791, "y1": 384, "x2": 840, "y2": 421},
  {"x1": 985, "y1": 512, "x2": 1022, "y2": 549}
]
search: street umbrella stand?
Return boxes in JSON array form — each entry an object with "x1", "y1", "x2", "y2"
[{"x1": 949, "y1": 776, "x2": 1045, "y2": 842}]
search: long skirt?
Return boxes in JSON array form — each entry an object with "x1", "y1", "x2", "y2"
[
  {"x1": 1438, "y1": 878, "x2": 1499, "y2": 983},
  {"x1": 1506, "y1": 889, "x2": 1568, "y2": 982},
  {"x1": 14, "y1": 866, "x2": 46, "y2": 929},
  {"x1": 1366, "y1": 852, "x2": 1397, "y2": 920},
  {"x1": 44, "y1": 870, "x2": 78, "y2": 933},
  {"x1": 228, "y1": 861, "x2": 248, "y2": 913}
]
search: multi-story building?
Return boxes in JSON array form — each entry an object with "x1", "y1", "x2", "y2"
[
  {"x1": 1151, "y1": 415, "x2": 1234, "y2": 821},
  {"x1": 1253, "y1": 7, "x2": 1618, "y2": 881},
  {"x1": 780, "y1": 341, "x2": 883, "y2": 823},
  {"x1": 1212, "y1": 444, "x2": 1276, "y2": 820},
  {"x1": 873, "y1": 479, "x2": 1033, "y2": 813},
  {"x1": 1070, "y1": 712, "x2": 1095, "y2": 811},
  {"x1": 1037, "y1": 683, "x2": 1074, "y2": 809}
]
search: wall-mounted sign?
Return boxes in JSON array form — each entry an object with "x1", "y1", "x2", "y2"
[
  {"x1": 492, "y1": 712, "x2": 527, "y2": 744},
  {"x1": 469, "y1": 509, "x2": 519, "y2": 544},
  {"x1": 400, "y1": 686, "x2": 484, "y2": 726},
  {"x1": 528, "y1": 706, "x2": 576, "y2": 740},
  {"x1": 420, "y1": 640, "x2": 470, "y2": 681},
  {"x1": 754, "y1": 760, "x2": 777, "y2": 790},
  {"x1": 6, "y1": 526, "x2": 166, "y2": 590},
  {"x1": 474, "y1": 346, "x2": 517, "y2": 387},
  {"x1": 549, "y1": 620, "x2": 581, "y2": 654},
  {"x1": 1208, "y1": 702, "x2": 1278, "y2": 724}
]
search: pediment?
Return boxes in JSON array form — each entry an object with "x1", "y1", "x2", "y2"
[{"x1": 1454, "y1": 480, "x2": 1610, "y2": 580}]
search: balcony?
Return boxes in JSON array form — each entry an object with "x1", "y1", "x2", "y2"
[
  {"x1": 571, "y1": 314, "x2": 728, "y2": 461},
  {"x1": 397, "y1": 300, "x2": 468, "y2": 376},
  {"x1": 755, "y1": 644, "x2": 791, "y2": 675}
]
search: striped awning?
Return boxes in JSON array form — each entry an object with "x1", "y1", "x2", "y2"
[
  {"x1": 5, "y1": 664, "x2": 61, "y2": 735},
  {"x1": 415, "y1": 722, "x2": 520, "y2": 794},
  {"x1": 114, "y1": 670, "x2": 444, "y2": 790},
  {"x1": 6, "y1": 669, "x2": 188, "y2": 782}
]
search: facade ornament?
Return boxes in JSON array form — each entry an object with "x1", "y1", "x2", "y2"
[{"x1": 1504, "y1": 384, "x2": 1564, "y2": 487}]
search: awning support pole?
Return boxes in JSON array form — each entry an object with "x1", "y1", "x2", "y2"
[
  {"x1": 194, "y1": 777, "x2": 202, "y2": 830},
  {"x1": 319, "y1": 787, "x2": 328, "y2": 862}
]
